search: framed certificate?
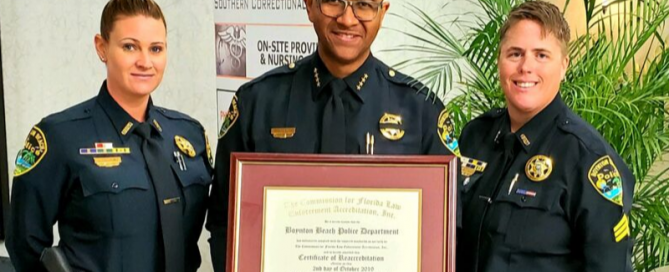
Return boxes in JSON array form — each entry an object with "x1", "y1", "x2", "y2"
[{"x1": 226, "y1": 153, "x2": 457, "y2": 272}]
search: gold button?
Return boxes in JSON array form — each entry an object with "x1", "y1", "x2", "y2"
[
  {"x1": 389, "y1": 70, "x2": 396, "y2": 77},
  {"x1": 288, "y1": 63, "x2": 296, "y2": 69}
]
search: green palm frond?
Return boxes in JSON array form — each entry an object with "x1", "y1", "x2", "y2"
[
  {"x1": 631, "y1": 169, "x2": 669, "y2": 270},
  {"x1": 391, "y1": 0, "x2": 669, "y2": 271}
]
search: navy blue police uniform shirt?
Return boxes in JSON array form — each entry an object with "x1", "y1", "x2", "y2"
[
  {"x1": 457, "y1": 95, "x2": 634, "y2": 272},
  {"x1": 206, "y1": 53, "x2": 461, "y2": 271},
  {"x1": 7, "y1": 81, "x2": 213, "y2": 272}
]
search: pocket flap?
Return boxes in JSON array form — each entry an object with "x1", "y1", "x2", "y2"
[
  {"x1": 172, "y1": 157, "x2": 212, "y2": 188},
  {"x1": 80, "y1": 167, "x2": 150, "y2": 197},
  {"x1": 462, "y1": 172, "x2": 484, "y2": 193},
  {"x1": 495, "y1": 177, "x2": 561, "y2": 211}
]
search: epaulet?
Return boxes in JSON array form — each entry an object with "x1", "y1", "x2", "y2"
[
  {"x1": 461, "y1": 108, "x2": 505, "y2": 134},
  {"x1": 377, "y1": 61, "x2": 428, "y2": 93},
  {"x1": 477, "y1": 107, "x2": 506, "y2": 120},
  {"x1": 41, "y1": 98, "x2": 95, "y2": 126},
  {"x1": 155, "y1": 107, "x2": 200, "y2": 126},
  {"x1": 241, "y1": 55, "x2": 312, "y2": 89},
  {"x1": 557, "y1": 112, "x2": 607, "y2": 155}
]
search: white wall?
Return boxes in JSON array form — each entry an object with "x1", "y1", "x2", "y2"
[
  {"x1": 0, "y1": 0, "x2": 217, "y2": 269},
  {"x1": 1, "y1": 0, "x2": 218, "y2": 175}
]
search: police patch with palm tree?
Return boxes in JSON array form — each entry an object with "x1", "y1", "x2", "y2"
[
  {"x1": 588, "y1": 155, "x2": 624, "y2": 206},
  {"x1": 219, "y1": 96, "x2": 239, "y2": 139},
  {"x1": 14, "y1": 126, "x2": 48, "y2": 177},
  {"x1": 437, "y1": 109, "x2": 460, "y2": 157}
]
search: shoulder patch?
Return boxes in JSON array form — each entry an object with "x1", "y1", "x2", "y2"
[
  {"x1": 242, "y1": 56, "x2": 310, "y2": 89},
  {"x1": 588, "y1": 155, "x2": 623, "y2": 206},
  {"x1": 219, "y1": 95, "x2": 240, "y2": 139},
  {"x1": 437, "y1": 109, "x2": 461, "y2": 157},
  {"x1": 558, "y1": 114, "x2": 607, "y2": 155},
  {"x1": 14, "y1": 126, "x2": 48, "y2": 177}
]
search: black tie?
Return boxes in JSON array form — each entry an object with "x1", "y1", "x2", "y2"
[
  {"x1": 134, "y1": 122, "x2": 185, "y2": 272},
  {"x1": 502, "y1": 132, "x2": 517, "y2": 166},
  {"x1": 321, "y1": 79, "x2": 347, "y2": 153}
]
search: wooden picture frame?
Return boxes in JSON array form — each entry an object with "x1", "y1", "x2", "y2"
[{"x1": 226, "y1": 153, "x2": 457, "y2": 272}]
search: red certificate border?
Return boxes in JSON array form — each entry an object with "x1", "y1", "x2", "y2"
[{"x1": 226, "y1": 153, "x2": 457, "y2": 272}]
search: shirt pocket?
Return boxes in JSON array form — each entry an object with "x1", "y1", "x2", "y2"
[
  {"x1": 462, "y1": 172, "x2": 484, "y2": 194},
  {"x1": 254, "y1": 135, "x2": 317, "y2": 153},
  {"x1": 372, "y1": 137, "x2": 421, "y2": 155},
  {"x1": 172, "y1": 156, "x2": 211, "y2": 220},
  {"x1": 171, "y1": 156, "x2": 212, "y2": 188},
  {"x1": 80, "y1": 167, "x2": 150, "y2": 197},
  {"x1": 78, "y1": 165, "x2": 155, "y2": 236},
  {"x1": 495, "y1": 178, "x2": 570, "y2": 255}
]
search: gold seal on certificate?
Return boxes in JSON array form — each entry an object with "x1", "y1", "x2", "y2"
[{"x1": 262, "y1": 188, "x2": 422, "y2": 272}]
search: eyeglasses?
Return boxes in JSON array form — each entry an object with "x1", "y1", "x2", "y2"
[{"x1": 318, "y1": 0, "x2": 384, "y2": 22}]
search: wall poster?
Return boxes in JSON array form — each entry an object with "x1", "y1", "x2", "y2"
[{"x1": 214, "y1": 0, "x2": 318, "y2": 137}]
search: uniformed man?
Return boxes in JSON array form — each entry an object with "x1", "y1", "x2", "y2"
[
  {"x1": 7, "y1": 1, "x2": 212, "y2": 271},
  {"x1": 207, "y1": 0, "x2": 460, "y2": 270},
  {"x1": 457, "y1": 1, "x2": 634, "y2": 271}
]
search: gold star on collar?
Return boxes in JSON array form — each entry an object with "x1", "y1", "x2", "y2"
[
  {"x1": 356, "y1": 73, "x2": 369, "y2": 91},
  {"x1": 314, "y1": 67, "x2": 321, "y2": 88}
]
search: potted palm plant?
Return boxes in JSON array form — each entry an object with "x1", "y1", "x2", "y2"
[{"x1": 387, "y1": 0, "x2": 669, "y2": 271}]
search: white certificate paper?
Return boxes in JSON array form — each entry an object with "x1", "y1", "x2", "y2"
[{"x1": 262, "y1": 187, "x2": 422, "y2": 272}]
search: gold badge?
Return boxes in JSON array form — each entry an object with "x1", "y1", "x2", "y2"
[
  {"x1": 94, "y1": 156, "x2": 122, "y2": 168},
  {"x1": 175, "y1": 136, "x2": 196, "y2": 158},
  {"x1": 219, "y1": 96, "x2": 240, "y2": 139},
  {"x1": 437, "y1": 109, "x2": 461, "y2": 157},
  {"x1": 379, "y1": 113, "x2": 405, "y2": 140},
  {"x1": 588, "y1": 155, "x2": 624, "y2": 206},
  {"x1": 14, "y1": 126, "x2": 48, "y2": 177},
  {"x1": 525, "y1": 155, "x2": 553, "y2": 182},
  {"x1": 271, "y1": 127, "x2": 296, "y2": 139}
]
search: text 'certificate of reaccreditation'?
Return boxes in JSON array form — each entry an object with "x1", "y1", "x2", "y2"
[{"x1": 262, "y1": 187, "x2": 422, "y2": 272}]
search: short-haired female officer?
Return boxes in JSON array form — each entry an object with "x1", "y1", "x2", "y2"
[{"x1": 457, "y1": 1, "x2": 634, "y2": 271}]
